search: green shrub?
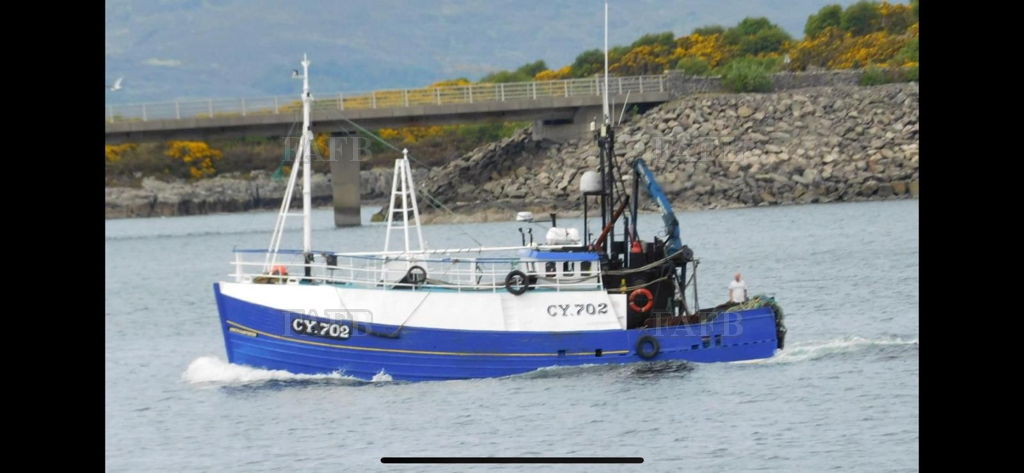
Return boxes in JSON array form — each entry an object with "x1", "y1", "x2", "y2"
[
  {"x1": 892, "y1": 37, "x2": 918, "y2": 64},
  {"x1": 904, "y1": 64, "x2": 918, "y2": 82},
  {"x1": 480, "y1": 60, "x2": 548, "y2": 83},
  {"x1": 692, "y1": 25, "x2": 725, "y2": 36},
  {"x1": 630, "y1": 32, "x2": 676, "y2": 49},
  {"x1": 859, "y1": 65, "x2": 918, "y2": 85},
  {"x1": 719, "y1": 57, "x2": 776, "y2": 92},
  {"x1": 805, "y1": 4, "x2": 843, "y2": 38},
  {"x1": 841, "y1": 1, "x2": 882, "y2": 36},
  {"x1": 675, "y1": 56, "x2": 712, "y2": 76},
  {"x1": 860, "y1": 66, "x2": 886, "y2": 85},
  {"x1": 723, "y1": 17, "x2": 792, "y2": 56}
]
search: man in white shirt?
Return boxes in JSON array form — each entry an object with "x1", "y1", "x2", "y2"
[{"x1": 728, "y1": 273, "x2": 748, "y2": 303}]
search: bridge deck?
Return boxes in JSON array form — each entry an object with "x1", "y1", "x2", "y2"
[{"x1": 105, "y1": 74, "x2": 671, "y2": 142}]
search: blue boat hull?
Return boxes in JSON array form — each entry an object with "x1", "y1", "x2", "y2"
[{"x1": 213, "y1": 283, "x2": 780, "y2": 381}]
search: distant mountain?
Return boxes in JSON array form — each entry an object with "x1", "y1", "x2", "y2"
[{"x1": 105, "y1": 0, "x2": 860, "y2": 103}]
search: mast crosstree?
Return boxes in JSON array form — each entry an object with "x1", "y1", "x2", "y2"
[{"x1": 383, "y1": 148, "x2": 426, "y2": 256}]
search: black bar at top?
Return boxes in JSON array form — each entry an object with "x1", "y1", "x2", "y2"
[{"x1": 381, "y1": 457, "x2": 643, "y2": 464}]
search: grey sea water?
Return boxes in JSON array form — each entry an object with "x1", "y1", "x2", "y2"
[{"x1": 105, "y1": 200, "x2": 918, "y2": 472}]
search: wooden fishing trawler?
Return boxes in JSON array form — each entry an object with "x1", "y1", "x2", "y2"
[{"x1": 213, "y1": 5, "x2": 786, "y2": 382}]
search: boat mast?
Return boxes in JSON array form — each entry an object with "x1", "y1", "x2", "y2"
[
  {"x1": 300, "y1": 53, "x2": 313, "y2": 255},
  {"x1": 602, "y1": 0, "x2": 611, "y2": 125},
  {"x1": 264, "y1": 55, "x2": 312, "y2": 272},
  {"x1": 596, "y1": 0, "x2": 618, "y2": 261}
]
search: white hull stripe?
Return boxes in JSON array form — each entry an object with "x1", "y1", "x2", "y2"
[{"x1": 219, "y1": 281, "x2": 629, "y2": 332}]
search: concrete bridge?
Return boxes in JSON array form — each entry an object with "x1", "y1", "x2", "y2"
[{"x1": 104, "y1": 74, "x2": 678, "y2": 144}]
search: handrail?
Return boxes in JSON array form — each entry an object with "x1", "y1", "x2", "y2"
[
  {"x1": 229, "y1": 249, "x2": 605, "y2": 292},
  {"x1": 105, "y1": 74, "x2": 669, "y2": 123}
]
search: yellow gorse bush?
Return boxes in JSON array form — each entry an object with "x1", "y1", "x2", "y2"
[
  {"x1": 611, "y1": 44, "x2": 674, "y2": 75},
  {"x1": 787, "y1": 21, "x2": 917, "y2": 70},
  {"x1": 534, "y1": 66, "x2": 573, "y2": 81},
  {"x1": 315, "y1": 133, "x2": 330, "y2": 158},
  {"x1": 830, "y1": 30, "x2": 909, "y2": 68},
  {"x1": 878, "y1": 1, "x2": 915, "y2": 33},
  {"x1": 671, "y1": 33, "x2": 731, "y2": 67},
  {"x1": 378, "y1": 126, "x2": 447, "y2": 144},
  {"x1": 105, "y1": 143, "x2": 137, "y2": 164},
  {"x1": 429, "y1": 78, "x2": 472, "y2": 88},
  {"x1": 165, "y1": 141, "x2": 223, "y2": 179}
]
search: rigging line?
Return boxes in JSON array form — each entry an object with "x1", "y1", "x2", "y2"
[
  {"x1": 387, "y1": 291, "x2": 432, "y2": 336},
  {"x1": 247, "y1": 113, "x2": 302, "y2": 235},
  {"x1": 602, "y1": 248, "x2": 688, "y2": 276},
  {"x1": 334, "y1": 115, "x2": 485, "y2": 247},
  {"x1": 616, "y1": 90, "x2": 631, "y2": 127},
  {"x1": 278, "y1": 113, "x2": 301, "y2": 173}
]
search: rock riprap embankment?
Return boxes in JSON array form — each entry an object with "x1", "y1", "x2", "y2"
[
  {"x1": 106, "y1": 82, "x2": 917, "y2": 220},
  {"x1": 413, "y1": 82, "x2": 917, "y2": 222}
]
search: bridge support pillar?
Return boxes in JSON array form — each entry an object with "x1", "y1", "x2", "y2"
[
  {"x1": 532, "y1": 106, "x2": 603, "y2": 142},
  {"x1": 329, "y1": 133, "x2": 362, "y2": 227}
]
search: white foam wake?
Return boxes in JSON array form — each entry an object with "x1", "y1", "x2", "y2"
[
  {"x1": 371, "y1": 369, "x2": 393, "y2": 382},
  {"x1": 738, "y1": 335, "x2": 918, "y2": 365},
  {"x1": 181, "y1": 356, "x2": 355, "y2": 385}
]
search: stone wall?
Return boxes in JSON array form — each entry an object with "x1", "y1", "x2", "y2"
[
  {"x1": 105, "y1": 168, "x2": 422, "y2": 219},
  {"x1": 663, "y1": 69, "x2": 865, "y2": 97}
]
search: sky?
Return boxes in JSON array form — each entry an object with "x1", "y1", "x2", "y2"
[{"x1": 105, "y1": 0, "x2": 864, "y2": 104}]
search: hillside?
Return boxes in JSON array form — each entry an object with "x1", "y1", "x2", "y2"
[{"x1": 105, "y1": 0, "x2": 875, "y2": 102}]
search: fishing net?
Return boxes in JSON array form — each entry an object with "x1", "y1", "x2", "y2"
[{"x1": 729, "y1": 294, "x2": 784, "y2": 318}]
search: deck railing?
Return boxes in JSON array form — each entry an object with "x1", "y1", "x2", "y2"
[{"x1": 231, "y1": 249, "x2": 604, "y2": 293}]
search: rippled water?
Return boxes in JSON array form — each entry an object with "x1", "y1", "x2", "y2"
[{"x1": 106, "y1": 200, "x2": 918, "y2": 472}]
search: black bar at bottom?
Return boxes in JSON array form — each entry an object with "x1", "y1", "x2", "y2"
[{"x1": 381, "y1": 457, "x2": 643, "y2": 464}]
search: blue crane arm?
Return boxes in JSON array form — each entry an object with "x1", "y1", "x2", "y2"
[{"x1": 634, "y1": 158, "x2": 682, "y2": 254}]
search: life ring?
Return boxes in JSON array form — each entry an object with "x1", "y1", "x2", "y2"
[
  {"x1": 505, "y1": 270, "x2": 530, "y2": 295},
  {"x1": 636, "y1": 335, "x2": 660, "y2": 359},
  {"x1": 270, "y1": 265, "x2": 289, "y2": 276},
  {"x1": 628, "y1": 288, "x2": 654, "y2": 313}
]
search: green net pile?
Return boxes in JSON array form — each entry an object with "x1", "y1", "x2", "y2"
[{"x1": 729, "y1": 294, "x2": 784, "y2": 319}]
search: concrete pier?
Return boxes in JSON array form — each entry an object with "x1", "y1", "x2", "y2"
[
  {"x1": 532, "y1": 106, "x2": 603, "y2": 142},
  {"x1": 328, "y1": 133, "x2": 362, "y2": 227}
]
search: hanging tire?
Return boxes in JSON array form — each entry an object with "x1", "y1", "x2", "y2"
[
  {"x1": 405, "y1": 265, "x2": 427, "y2": 286},
  {"x1": 505, "y1": 270, "x2": 529, "y2": 295},
  {"x1": 636, "y1": 335, "x2": 660, "y2": 359}
]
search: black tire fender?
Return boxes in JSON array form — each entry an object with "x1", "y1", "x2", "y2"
[
  {"x1": 505, "y1": 270, "x2": 529, "y2": 295},
  {"x1": 636, "y1": 335, "x2": 660, "y2": 359}
]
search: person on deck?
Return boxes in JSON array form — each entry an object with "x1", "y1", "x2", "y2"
[{"x1": 728, "y1": 273, "x2": 748, "y2": 303}]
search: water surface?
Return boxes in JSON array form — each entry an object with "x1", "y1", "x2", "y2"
[{"x1": 106, "y1": 200, "x2": 918, "y2": 472}]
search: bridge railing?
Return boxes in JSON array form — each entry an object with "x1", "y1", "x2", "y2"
[{"x1": 105, "y1": 74, "x2": 667, "y2": 124}]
